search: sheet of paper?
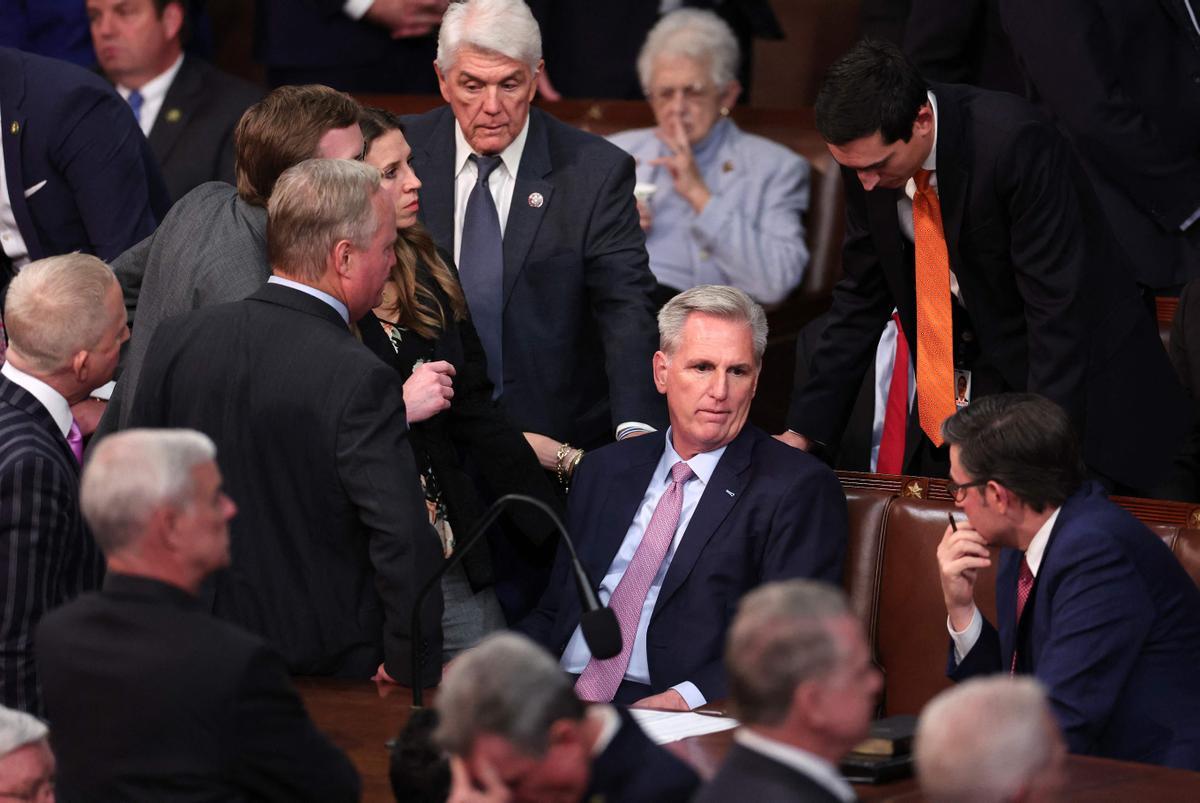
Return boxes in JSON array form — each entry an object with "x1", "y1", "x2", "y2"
[{"x1": 628, "y1": 708, "x2": 740, "y2": 744}]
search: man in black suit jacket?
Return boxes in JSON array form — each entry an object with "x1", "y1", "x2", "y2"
[
  {"x1": 782, "y1": 40, "x2": 1190, "y2": 492},
  {"x1": 127, "y1": 159, "x2": 444, "y2": 686},
  {"x1": 520, "y1": 287, "x2": 846, "y2": 710},
  {"x1": 696, "y1": 581, "x2": 881, "y2": 803},
  {"x1": 1000, "y1": 0, "x2": 1200, "y2": 291},
  {"x1": 436, "y1": 633, "x2": 699, "y2": 803},
  {"x1": 89, "y1": 0, "x2": 264, "y2": 203},
  {"x1": 0, "y1": 254, "x2": 125, "y2": 716},
  {"x1": 37, "y1": 429, "x2": 360, "y2": 802}
]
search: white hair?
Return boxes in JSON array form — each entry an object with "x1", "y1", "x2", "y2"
[
  {"x1": 436, "y1": 0, "x2": 542, "y2": 74},
  {"x1": 915, "y1": 676, "x2": 1059, "y2": 803},
  {"x1": 636, "y1": 9, "x2": 740, "y2": 93},
  {"x1": 658, "y1": 284, "x2": 767, "y2": 363},
  {"x1": 0, "y1": 705, "x2": 48, "y2": 758},
  {"x1": 81, "y1": 429, "x2": 218, "y2": 557},
  {"x1": 3, "y1": 253, "x2": 119, "y2": 373}
]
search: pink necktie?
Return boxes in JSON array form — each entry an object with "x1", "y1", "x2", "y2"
[
  {"x1": 67, "y1": 419, "x2": 84, "y2": 465},
  {"x1": 1010, "y1": 556, "x2": 1034, "y2": 674},
  {"x1": 575, "y1": 460, "x2": 695, "y2": 702}
]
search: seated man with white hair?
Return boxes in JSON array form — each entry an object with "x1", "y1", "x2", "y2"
[
  {"x1": 915, "y1": 676, "x2": 1067, "y2": 803},
  {"x1": 0, "y1": 253, "x2": 126, "y2": 716},
  {"x1": 36, "y1": 428, "x2": 360, "y2": 802},
  {"x1": 0, "y1": 704, "x2": 55, "y2": 802}
]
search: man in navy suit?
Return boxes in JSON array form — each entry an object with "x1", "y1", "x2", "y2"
[
  {"x1": 520, "y1": 285, "x2": 847, "y2": 710},
  {"x1": 435, "y1": 632, "x2": 699, "y2": 803},
  {"x1": 937, "y1": 393, "x2": 1200, "y2": 769},
  {"x1": 697, "y1": 581, "x2": 882, "y2": 803},
  {"x1": 0, "y1": 47, "x2": 163, "y2": 299},
  {"x1": 0, "y1": 254, "x2": 127, "y2": 715}
]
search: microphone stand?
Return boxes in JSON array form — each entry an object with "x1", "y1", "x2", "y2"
[{"x1": 410, "y1": 493, "x2": 613, "y2": 708}]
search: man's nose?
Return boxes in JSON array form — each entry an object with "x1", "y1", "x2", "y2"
[{"x1": 857, "y1": 170, "x2": 880, "y2": 191}]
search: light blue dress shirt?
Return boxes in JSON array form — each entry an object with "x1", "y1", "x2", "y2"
[
  {"x1": 561, "y1": 429, "x2": 726, "y2": 708},
  {"x1": 267, "y1": 275, "x2": 349, "y2": 324}
]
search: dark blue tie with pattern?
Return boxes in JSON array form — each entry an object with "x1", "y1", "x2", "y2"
[{"x1": 459, "y1": 154, "x2": 505, "y2": 397}]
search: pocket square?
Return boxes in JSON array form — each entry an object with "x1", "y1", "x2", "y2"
[{"x1": 23, "y1": 180, "x2": 47, "y2": 199}]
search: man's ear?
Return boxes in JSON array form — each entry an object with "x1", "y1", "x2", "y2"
[
  {"x1": 652, "y1": 350, "x2": 669, "y2": 394},
  {"x1": 70, "y1": 349, "x2": 91, "y2": 384},
  {"x1": 435, "y1": 62, "x2": 452, "y2": 105},
  {"x1": 162, "y1": 2, "x2": 185, "y2": 41},
  {"x1": 912, "y1": 102, "x2": 934, "y2": 139},
  {"x1": 333, "y1": 239, "x2": 354, "y2": 277},
  {"x1": 546, "y1": 718, "x2": 583, "y2": 749}
]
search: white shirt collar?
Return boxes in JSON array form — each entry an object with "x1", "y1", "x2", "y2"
[
  {"x1": 904, "y1": 89, "x2": 939, "y2": 199},
  {"x1": 662, "y1": 426, "x2": 726, "y2": 487},
  {"x1": 735, "y1": 729, "x2": 857, "y2": 803},
  {"x1": 267, "y1": 276, "x2": 350, "y2": 324},
  {"x1": 1024, "y1": 506, "x2": 1061, "y2": 577},
  {"x1": 1, "y1": 362, "x2": 73, "y2": 438},
  {"x1": 117, "y1": 52, "x2": 184, "y2": 105},
  {"x1": 452, "y1": 114, "x2": 531, "y2": 181},
  {"x1": 587, "y1": 704, "x2": 621, "y2": 757}
]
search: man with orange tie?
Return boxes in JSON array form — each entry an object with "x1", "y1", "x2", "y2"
[{"x1": 781, "y1": 40, "x2": 1189, "y2": 492}]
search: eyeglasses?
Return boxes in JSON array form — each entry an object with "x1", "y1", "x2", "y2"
[
  {"x1": 946, "y1": 478, "x2": 989, "y2": 501},
  {"x1": 647, "y1": 82, "x2": 717, "y2": 106}
]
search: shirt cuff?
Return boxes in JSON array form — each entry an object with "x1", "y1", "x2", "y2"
[
  {"x1": 671, "y1": 681, "x2": 706, "y2": 710},
  {"x1": 948, "y1": 606, "x2": 982, "y2": 665},
  {"x1": 1181, "y1": 205, "x2": 1200, "y2": 232},
  {"x1": 342, "y1": 0, "x2": 374, "y2": 20},
  {"x1": 616, "y1": 421, "x2": 656, "y2": 440}
]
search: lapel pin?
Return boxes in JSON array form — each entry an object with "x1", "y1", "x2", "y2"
[
  {"x1": 9, "y1": 122, "x2": 18, "y2": 135},
  {"x1": 722, "y1": 160, "x2": 734, "y2": 173},
  {"x1": 725, "y1": 489, "x2": 735, "y2": 497},
  {"x1": 527, "y1": 192, "x2": 544, "y2": 208},
  {"x1": 165, "y1": 108, "x2": 182, "y2": 123}
]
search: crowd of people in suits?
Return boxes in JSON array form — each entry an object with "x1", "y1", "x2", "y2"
[{"x1": 2, "y1": 0, "x2": 1200, "y2": 800}]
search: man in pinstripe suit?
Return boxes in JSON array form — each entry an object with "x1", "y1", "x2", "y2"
[{"x1": 0, "y1": 254, "x2": 127, "y2": 715}]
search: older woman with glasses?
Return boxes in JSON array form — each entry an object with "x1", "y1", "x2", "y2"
[{"x1": 609, "y1": 9, "x2": 811, "y2": 308}]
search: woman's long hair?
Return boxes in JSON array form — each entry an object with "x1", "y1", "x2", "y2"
[{"x1": 361, "y1": 107, "x2": 468, "y2": 339}]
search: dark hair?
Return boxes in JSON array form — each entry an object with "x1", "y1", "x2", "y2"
[
  {"x1": 234, "y1": 85, "x2": 361, "y2": 207},
  {"x1": 389, "y1": 708, "x2": 451, "y2": 803},
  {"x1": 941, "y1": 394, "x2": 1085, "y2": 512},
  {"x1": 814, "y1": 39, "x2": 928, "y2": 146},
  {"x1": 359, "y1": 107, "x2": 468, "y2": 338}
]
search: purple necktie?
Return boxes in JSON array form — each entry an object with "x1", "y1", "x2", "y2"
[
  {"x1": 67, "y1": 419, "x2": 84, "y2": 465},
  {"x1": 576, "y1": 460, "x2": 695, "y2": 702}
]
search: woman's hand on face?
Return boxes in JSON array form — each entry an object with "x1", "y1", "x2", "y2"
[
  {"x1": 404, "y1": 360, "x2": 456, "y2": 423},
  {"x1": 651, "y1": 118, "x2": 711, "y2": 213},
  {"x1": 637, "y1": 199, "x2": 654, "y2": 232}
]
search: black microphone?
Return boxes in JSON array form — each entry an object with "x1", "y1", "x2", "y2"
[{"x1": 410, "y1": 493, "x2": 621, "y2": 707}]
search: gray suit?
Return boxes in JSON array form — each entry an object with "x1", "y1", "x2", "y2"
[{"x1": 104, "y1": 182, "x2": 268, "y2": 433}]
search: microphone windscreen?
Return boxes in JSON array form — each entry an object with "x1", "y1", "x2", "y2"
[{"x1": 580, "y1": 607, "x2": 622, "y2": 659}]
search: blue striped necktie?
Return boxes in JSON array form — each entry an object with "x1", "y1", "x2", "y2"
[{"x1": 458, "y1": 154, "x2": 505, "y2": 397}]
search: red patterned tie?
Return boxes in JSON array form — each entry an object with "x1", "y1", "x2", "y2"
[
  {"x1": 876, "y1": 312, "x2": 910, "y2": 474},
  {"x1": 575, "y1": 461, "x2": 695, "y2": 702},
  {"x1": 1010, "y1": 556, "x2": 1034, "y2": 674}
]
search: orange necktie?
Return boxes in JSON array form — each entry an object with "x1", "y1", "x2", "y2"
[{"x1": 912, "y1": 168, "x2": 956, "y2": 446}]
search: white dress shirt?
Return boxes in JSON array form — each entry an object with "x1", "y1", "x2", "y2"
[
  {"x1": 267, "y1": 276, "x2": 349, "y2": 324},
  {"x1": 0, "y1": 103, "x2": 32, "y2": 269},
  {"x1": 735, "y1": 728, "x2": 857, "y2": 803},
  {"x1": 1, "y1": 362, "x2": 73, "y2": 438},
  {"x1": 116, "y1": 53, "x2": 184, "y2": 137},
  {"x1": 560, "y1": 429, "x2": 726, "y2": 709},
  {"x1": 949, "y1": 506, "x2": 1062, "y2": 663},
  {"x1": 450, "y1": 116, "x2": 530, "y2": 267}
]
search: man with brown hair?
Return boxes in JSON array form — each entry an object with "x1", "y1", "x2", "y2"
[{"x1": 102, "y1": 83, "x2": 362, "y2": 433}]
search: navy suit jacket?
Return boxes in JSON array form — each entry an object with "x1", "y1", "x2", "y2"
[
  {"x1": 519, "y1": 425, "x2": 847, "y2": 701},
  {"x1": 0, "y1": 47, "x2": 163, "y2": 265},
  {"x1": 0, "y1": 376, "x2": 103, "y2": 716},
  {"x1": 950, "y1": 483, "x2": 1200, "y2": 769},
  {"x1": 694, "y1": 742, "x2": 845, "y2": 803},
  {"x1": 401, "y1": 105, "x2": 665, "y2": 448},
  {"x1": 586, "y1": 708, "x2": 699, "y2": 802}
]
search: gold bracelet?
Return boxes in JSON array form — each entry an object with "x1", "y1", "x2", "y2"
[
  {"x1": 555, "y1": 443, "x2": 572, "y2": 487},
  {"x1": 568, "y1": 448, "x2": 584, "y2": 477}
]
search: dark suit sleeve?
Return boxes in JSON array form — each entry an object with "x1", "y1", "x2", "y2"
[
  {"x1": 998, "y1": 122, "x2": 1090, "y2": 423},
  {"x1": 583, "y1": 153, "x2": 667, "y2": 432},
  {"x1": 112, "y1": 233, "x2": 154, "y2": 326},
  {"x1": 904, "y1": 0, "x2": 986, "y2": 84},
  {"x1": 233, "y1": 645, "x2": 361, "y2": 802},
  {"x1": 0, "y1": 452, "x2": 74, "y2": 716},
  {"x1": 787, "y1": 177, "x2": 895, "y2": 444},
  {"x1": 53, "y1": 81, "x2": 160, "y2": 260},
  {"x1": 1000, "y1": 0, "x2": 1200, "y2": 231},
  {"x1": 947, "y1": 614, "x2": 1002, "y2": 679},
  {"x1": 335, "y1": 363, "x2": 443, "y2": 687}
]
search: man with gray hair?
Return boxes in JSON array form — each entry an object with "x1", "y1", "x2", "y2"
[
  {"x1": 696, "y1": 580, "x2": 881, "y2": 803},
  {"x1": 0, "y1": 253, "x2": 125, "y2": 715},
  {"x1": 127, "y1": 158, "x2": 444, "y2": 686},
  {"x1": 915, "y1": 676, "x2": 1066, "y2": 803},
  {"x1": 436, "y1": 632, "x2": 698, "y2": 803},
  {"x1": 35, "y1": 429, "x2": 359, "y2": 802},
  {"x1": 0, "y1": 704, "x2": 54, "y2": 802},
  {"x1": 520, "y1": 285, "x2": 846, "y2": 711}
]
